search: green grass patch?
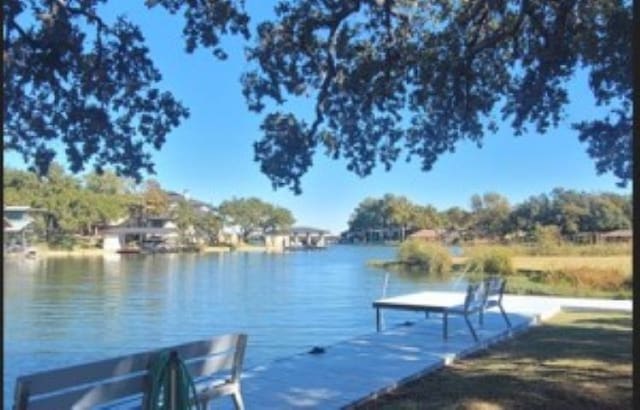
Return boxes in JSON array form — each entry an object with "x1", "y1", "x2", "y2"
[{"x1": 356, "y1": 310, "x2": 632, "y2": 410}]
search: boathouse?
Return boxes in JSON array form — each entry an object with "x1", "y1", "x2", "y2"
[
  {"x1": 262, "y1": 226, "x2": 330, "y2": 251},
  {"x1": 100, "y1": 215, "x2": 179, "y2": 252}
]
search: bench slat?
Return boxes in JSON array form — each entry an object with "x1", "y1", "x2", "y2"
[
  {"x1": 175, "y1": 334, "x2": 240, "y2": 361},
  {"x1": 17, "y1": 355, "x2": 151, "y2": 398},
  {"x1": 27, "y1": 374, "x2": 146, "y2": 410},
  {"x1": 18, "y1": 334, "x2": 241, "y2": 397},
  {"x1": 186, "y1": 353, "x2": 235, "y2": 379}
]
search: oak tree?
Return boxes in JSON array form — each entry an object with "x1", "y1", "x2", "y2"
[
  {"x1": 4, "y1": 1, "x2": 632, "y2": 192},
  {"x1": 3, "y1": 0, "x2": 249, "y2": 179},
  {"x1": 243, "y1": 0, "x2": 632, "y2": 192}
]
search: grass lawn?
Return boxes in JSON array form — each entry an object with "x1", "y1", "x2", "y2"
[{"x1": 356, "y1": 310, "x2": 632, "y2": 410}]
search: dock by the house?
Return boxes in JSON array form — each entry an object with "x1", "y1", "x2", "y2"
[{"x1": 219, "y1": 293, "x2": 631, "y2": 409}]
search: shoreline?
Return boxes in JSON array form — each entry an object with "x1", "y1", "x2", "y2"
[{"x1": 16, "y1": 244, "x2": 278, "y2": 258}]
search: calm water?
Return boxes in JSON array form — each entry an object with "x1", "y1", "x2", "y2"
[{"x1": 3, "y1": 245, "x2": 460, "y2": 408}]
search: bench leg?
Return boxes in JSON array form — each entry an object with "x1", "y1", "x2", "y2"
[
  {"x1": 464, "y1": 314, "x2": 479, "y2": 342},
  {"x1": 499, "y1": 304, "x2": 512, "y2": 328},
  {"x1": 376, "y1": 308, "x2": 381, "y2": 332},
  {"x1": 232, "y1": 390, "x2": 245, "y2": 410},
  {"x1": 425, "y1": 311, "x2": 430, "y2": 319},
  {"x1": 443, "y1": 311, "x2": 448, "y2": 340},
  {"x1": 479, "y1": 309, "x2": 484, "y2": 326}
]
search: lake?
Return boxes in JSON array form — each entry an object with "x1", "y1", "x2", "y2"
[{"x1": 3, "y1": 245, "x2": 461, "y2": 409}]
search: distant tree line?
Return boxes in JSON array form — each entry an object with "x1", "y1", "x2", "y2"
[
  {"x1": 3, "y1": 166, "x2": 295, "y2": 247},
  {"x1": 346, "y1": 190, "x2": 632, "y2": 242}
]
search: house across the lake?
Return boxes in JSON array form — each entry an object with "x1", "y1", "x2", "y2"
[
  {"x1": 3, "y1": 206, "x2": 47, "y2": 253},
  {"x1": 572, "y1": 229, "x2": 633, "y2": 244},
  {"x1": 100, "y1": 215, "x2": 179, "y2": 253},
  {"x1": 599, "y1": 229, "x2": 633, "y2": 243}
]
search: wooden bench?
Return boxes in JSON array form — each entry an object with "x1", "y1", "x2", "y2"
[{"x1": 13, "y1": 333, "x2": 247, "y2": 410}]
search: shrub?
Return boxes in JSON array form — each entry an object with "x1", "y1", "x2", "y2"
[
  {"x1": 464, "y1": 246, "x2": 515, "y2": 275},
  {"x1": 397, "y1": 240, "x2": 452, "y2": 274},
  {"x1": 532, "y1": 225, "x2": 564, "y2": 254},
  {"x1": 47, "y1": 233, "x2": 76, "y2": 250}
]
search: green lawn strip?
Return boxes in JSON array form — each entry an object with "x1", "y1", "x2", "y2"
[{"x1": 356, "y1": 310, "x2": 632, "y2": 410}]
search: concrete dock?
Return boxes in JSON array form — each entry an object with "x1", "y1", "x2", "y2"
[{"x1": 217, "y1": 293, "x2": 631, "y2": 409}]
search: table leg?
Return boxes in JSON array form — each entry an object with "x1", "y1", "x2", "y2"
[
  {"x1": 499, "y1": 304, "x2": 512, "y2": 328},
  {"x1": 443, "y1": 311, "x2": 448, "y2": 340},
  {"x1": 464, "y1": 314, "x2": 479, "y2": 342},
  {"x1": 376, "y1": 308, "x2": 381, "y2": 332}
]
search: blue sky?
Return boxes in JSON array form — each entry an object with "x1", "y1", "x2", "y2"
[{"x1": 4, "y1": 2, "x2": 631, "y2": 234}]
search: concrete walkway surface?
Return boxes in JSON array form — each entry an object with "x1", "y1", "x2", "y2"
[{"x1": 214, "y1": 293, "x2": 631, "y2": 409}]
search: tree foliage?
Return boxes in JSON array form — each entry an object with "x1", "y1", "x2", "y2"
[
  {"x1": 470, "y1": 192, "x2": 511, "y2": 238},
  {"x1": 2, "y1": 0, "x2": 248, "y2": 179},
  {"x1": 442, "y1": 206, "x2": 473, "y2": 230},
  {"x1": 218, "y1": 197, "x2": 295, "y2": 240},
  {"x1": 195, "y1": 212, "x2": 224, "y2": 245},
  {"x1": 3, "y1": 167, "x2": 297, "y2": 246},
  {"x1": 84, "y1": 171, "x2": 133, "y2": 195},
  {"x1": 142, "y1": 179, "x2": 170, "y2": 216},
  {"x1": 3, "y1": 1, "x2": 631, "y2": 192},
  {"x1": 172, "y1": 196, "x2": 224, "y2": 245},
  {"x1": 346, "y1": 188, "x2": 631, "y2": 240},
  {"x1": 348, "y1": 194, "x2": 441, "y2": 238},
  {"x1": 3, "y1": 164, "x2": 132, "y2": 236},
  {"x1": 243, "y1": 0, "x2": 632, "y2": 192}
]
